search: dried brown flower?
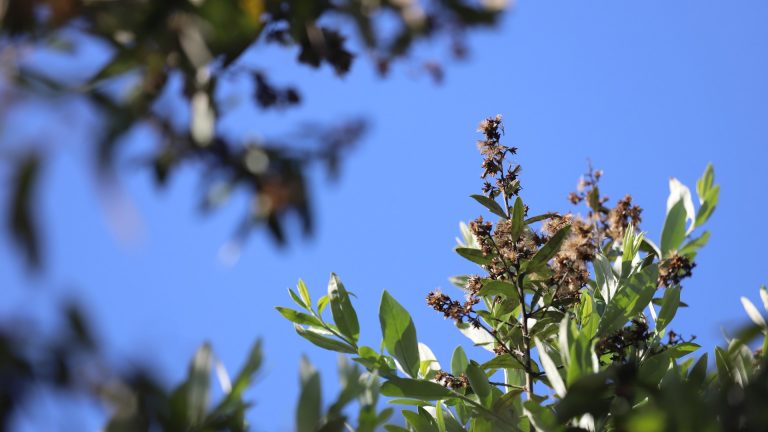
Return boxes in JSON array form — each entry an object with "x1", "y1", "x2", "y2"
[{"x1": 657, "y1": 253, "x2": 695, "y2": 288}]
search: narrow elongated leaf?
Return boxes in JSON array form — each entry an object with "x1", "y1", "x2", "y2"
[
  {"x1": 597, "y1": 264, "x2": 658, "y2": 337},
  {"x1": 741, "y1": 296, "x2": 767, "y2": 329},
  {"x1": 667, "y1": 177, "x2": 696, "y2": 234},
  {"x1": 380, "y1": 377, "x2": 453, "y2": 400},
  {"x1": 510, "y1": 197, "x2": 525, "y2": 240},
  {"x1": 466, "y1": 361, "x2": 493, "y2": 408},
  {"x1": 695, "y1": 185, "x2": 720, "y2": 227},
  {"x1": 380, "y1": 291, "x2": 420, "y2": 377},
  {"x1": 187, "y1": 343, "x2": 213, "y2": 426},
  {"x1": 328, "y1": 273, "x2": 360, "y2": 342},
  {"x1": 679, "y1": 231, "x2": 711, "y2": 258},
  {"x1": 294, "y1": 324, "x2": 357, "y2": 354},
  {"x1": 471, "y1": 194, "x2": 507, "y2": 218},
  {"x1": 660, "y1": 200, "x2": 687, "y2": 257},
  {"x1": 451, "y1": 346, "x2": 468, "y2": 376},
  {"x1": 275, "y1": 307, "x2": 324, "y2": 327},
  {"x1": 297, "y1": 357, "x2": 321, "y2": 432},
  {"x1": 298, "y1": 279, "x2": 311, "y2": 307},
  {"x1": 534, "y1": 338, "x2": 566, "y2": 397},
  {"x1": 655, "y1": 286, "x2": 680, "y2": 331},
  {"x1": 526, "y1": 225, "x2": 572, "y2": 272},
  {"x1": 696, "y1": 163, "x2": 715, "y2": 202},
  {"x1": 455, "y1": 247, "x2": 491, "y2": 265},
  {"x1": 688, "y1": 353, "x2": 708, "y2": 387}
]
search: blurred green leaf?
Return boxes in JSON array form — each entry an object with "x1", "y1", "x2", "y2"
[
  {"x1": 381, "y1": 377, "x2": 453, "y2": 400},
  {"x1": 297, "y1": 357, "x2": 322, "y2": 432},
  {"x1": 455, "y1": 247, "x2": 491, "y2": 265}
]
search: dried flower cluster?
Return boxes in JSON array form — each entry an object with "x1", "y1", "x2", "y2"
[
  {"x1": 549, "y1": 217, "x2": 597, "y2": 294},
  {"x1": 595, "y1": 318, "x2": 652, "y2": 362},
  {"x1": 569, "y1": 166, "x2": 643, "y2": 242},
  {"x1": 477, "y1": 115, "x2": 521, "y2": 200},
  {"x1": 434, "y1": 370, "x2": 469, "y2": 389},
  {"x1": 426, "y1": 290, "x2": 479, "y2": 325},
  {"x1": 658, "y1": 253, "x2": 696, "y2": 288}
]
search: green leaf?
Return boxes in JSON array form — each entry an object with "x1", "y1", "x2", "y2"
[
  {"x1": 451, "y1": 346, "x2": 468, "y2": 376},
  {"x1": 526, "y1": 225, "x2": 571, "y2": 273},
  {"x1": 524, "y1": 400, "x2": 561, "y2": 432},
  {"x1": 534, "y1": 338, "x2": 566, "y2": 397},
  {"x1": 328, "y1": 273, "x2": 360, "y2": 342},
  {"x1": 466, "y1": 361, "x2": 493, "y2": 408},
  {"x1": 510, "y1": 197, "x2": 525, "y2": 240},
  {"x1": 687, "y1": 353, "x2": 708, "y2": 388},
  {"x1": 402, "y1": 408, "x2": 439, "y2": 432},
  {"x1": 187, "y1": 343, "x2": 213, "y2": 426},
  {"x1": 715, "y1": 347, "x2": 733, "y2": 385},
  {"x1": 579, "y1": 292, "x2": 599, "y2": 338},
  {"x1": 695, "y1": 185, "x2": 719, "y2": 227},
  {"x1": 481, "y1": 355, "x2": 524, "y2": 371},
  {"x1": 524, "y1": 213, "x2": 559, "y2": 224},
  {"x1": 597, "y1": 264, "x2": 659, "y2": 337},
  {"x1": 679, "y1": 231, "x2": 711, "y2": 258},
  {"x1": 294, "y1": 324, "x2": 357, "y2": 354},
  {"x1": 455, "y1": 247, "x2": 491, "y2": 265},
  {"x1": 660, "y1": 200, "x2": 687, "y2": 257},
  {"x1": 380, "y1": 377, "x2": 453, "y2": 400},
  {"x1": 380, "y1": 291, "x2": 421, "y2": 378},
  {"x1": 477, "y1": 280, "x2": 517, "y2": 297},
  {"x1": 668, "y1": 342, "x2": 700, "y2": 359},
  {"x1": 471, "y1": 194, "x2": 507, "y2": 219},
  {"x1": 297, "y1": 357, "x2": 322, "y2": 432},
  {"x1": 275, "y1": 307, "x2": 324, "y2": 327},
  {"x1": 696, "y1": 163, "x2": 715, "y2": 202},
  {"x1": 298, "y1": 279, "x2": 311, "y2": 307},
  {"x1": 288, "y1": 287, "x2": 308, "y2": 309},
  {"x1": 655, "y1": 286, "x2": 680, "y2": 332},
  {"x1": 387, "y1": 399, "x2": 433, "y2": 406},
  {"x1": 317, "y1": 295, "x2": 330, "y2": 314}
]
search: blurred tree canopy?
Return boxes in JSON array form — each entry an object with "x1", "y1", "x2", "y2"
[
  {"x1": 0, "y1": 0, "x2": 508, "y2": 269},
  {"x1": 0, "y1": 1, "x2": 510, "y2": 430}
]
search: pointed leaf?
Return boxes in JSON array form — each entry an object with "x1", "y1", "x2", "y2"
[
  {"x1": 455, "y1": 247, "x2": 491, "y2": 265},
  {"x1": 380, "y1": 291, "x2": 420, "y2": 378},
  {"x1": 380, "y1": 377, "x2": 453, "y2": 400},
  {"x1": 471, "y1": 194, "x2": 507, "y2": 219},
  {"x1": 328, "y1": 273, "x2": 360, "y2": 342}
]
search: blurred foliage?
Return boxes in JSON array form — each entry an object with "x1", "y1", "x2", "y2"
[
  {"x1": 0, "y1": 0, "x2": 508, "y2": 269},
  {"x1": 279, "y1": 117, "x2": 768, "y2": 431},
  {"x1": 0, "y1": 302, "x2": 263, "y2": 431}
]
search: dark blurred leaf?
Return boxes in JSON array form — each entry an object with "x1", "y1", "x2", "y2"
[{"x1": 8, "y1": 154, "x2": 42, "y2": 270}]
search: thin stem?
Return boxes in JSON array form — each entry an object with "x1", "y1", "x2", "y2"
[{"x1": 511, "y1": 271, "x2": 534, "y2": 401}]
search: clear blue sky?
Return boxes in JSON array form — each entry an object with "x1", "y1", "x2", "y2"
[{"x1": 3, "y1": 1, "x2": 768, "y2": 430}]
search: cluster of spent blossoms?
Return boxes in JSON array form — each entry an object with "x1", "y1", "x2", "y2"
[
  {"x1": 434, "y1": 370, "x2": 469, "y2": 389},
  {"x1": 477, "y1": 114, "x2": 521, "y2": 200},
  {"x1": 426, "y1": 289, "x2": 480, "y2": 326},
  {"x1": 657, "y1": 252, "x2": 696, "y2": 288},
  {"x1": 595, "y1": 318, "x2": 652, "y2": 362}
]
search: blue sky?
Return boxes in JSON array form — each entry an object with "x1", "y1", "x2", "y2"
[{"x1": 3, "y1": 1, "x2": 768, "y2": 430}]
